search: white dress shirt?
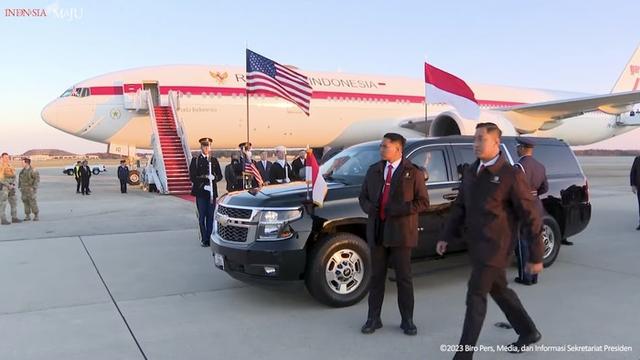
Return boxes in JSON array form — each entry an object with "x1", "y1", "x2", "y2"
[
  {"x1": 477, "y1": 154, "x2": 500, "y2": 174},
  {"x1": 384, "y1": 158, "x2": 402, "y2": 179}
]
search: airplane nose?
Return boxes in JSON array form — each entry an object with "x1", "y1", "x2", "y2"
[
  {"x1": 41, "y1": 101, "x2": 57, "y2": 128},
  {"x1": 41, "y1": 99, "x2": 85, "y2": 134}
]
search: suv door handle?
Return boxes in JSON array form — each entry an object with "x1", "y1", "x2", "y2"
[{"x1": 443, "y1": 192, "x2": 458, "y2": 201}]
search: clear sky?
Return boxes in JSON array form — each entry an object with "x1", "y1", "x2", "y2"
[{"x1": 0, "y1": 0, "x2": 638, "y2": 154}]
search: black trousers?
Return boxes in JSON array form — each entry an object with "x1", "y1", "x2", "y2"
[
  {"x1": 81, "y1": 179, "x2": 90, "y2": 194},
  {"x1": 120, "y1": 179, "x2": 127, "y2": 193},
  {"x1": 453, "y1": 266, "x2": 537, "y2": 360},
  {"x1": 76, "y1": 178, "x2": 81, "y2": 192},
  {"x1": 367, "y1": 244, "x2": 414, "y2": 322}
]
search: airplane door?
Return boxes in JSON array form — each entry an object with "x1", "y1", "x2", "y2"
[{"x1": 143, "y1": 82, "x2": 160, "y2": 106}]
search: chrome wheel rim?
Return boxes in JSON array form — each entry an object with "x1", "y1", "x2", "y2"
[
  {"x1": 325, "y1": 249, "x2": 364, "y2": 295},
  {"x1": 543, "y1": 224, "x2": 555, "y2": 259}
]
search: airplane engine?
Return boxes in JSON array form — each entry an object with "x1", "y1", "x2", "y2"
[{"x1": 429, "y1": 110, "x2": 516, "y2": 137}]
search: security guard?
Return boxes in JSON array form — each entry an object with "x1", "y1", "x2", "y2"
[
  {"x1": 437, "y1": 123, "x2": 543, "y2": 358},
  {"x1": 630, "y1": 155, "x2": 640, "y2": 230},
  {"x1": 189, "y1": 137, "x2": 223, "y2": 247},
  {"x1": 73, "y1": 161, "x2": 82, "y2": 193},
  {"x1": 18, "y1": 158, "x2": 40, "y2": 221},
  {"x1": 514, "y1": 137, "x2": 548, "y2": 285},
  {"x1": 1, "y1": 153, "x2": 22, "y2": 224}
]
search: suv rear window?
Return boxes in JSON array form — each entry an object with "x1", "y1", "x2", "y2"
[{"x1": 522, "y1": 144, "x2": 582, "y2": 177}]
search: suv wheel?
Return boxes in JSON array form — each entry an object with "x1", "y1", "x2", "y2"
[
  {"x1": 92, "y1": 168, "x2": 100, "y2": 175},
  {"x1": 305, "y1": 233, "x2": 371, "y2": 307},
  {"x1": 542, "y1": 216, "x2": 561, "y2": 268}
]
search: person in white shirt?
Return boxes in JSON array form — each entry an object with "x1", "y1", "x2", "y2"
[{"x1": 269, "y1": 146, "x2": 292, "y2": 184}]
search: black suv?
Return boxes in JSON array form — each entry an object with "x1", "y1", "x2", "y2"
[{"x1": 211, "y1": 136, "x2": 591, "y2": 307}]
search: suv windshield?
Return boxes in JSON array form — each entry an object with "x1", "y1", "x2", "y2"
[{"x1": 320, "y1": 145, "x2": 380, "y2": 184}]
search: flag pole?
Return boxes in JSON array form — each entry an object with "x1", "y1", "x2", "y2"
[
  {"x1": 424, "y1": 59, "x2": 429, "y2": 137},
  {"x1": 305, "y1": 146, "x2": 311, "y2": 202},
  {"x1": 245, "y1": 44, "x2": 250, "y2": 143}
]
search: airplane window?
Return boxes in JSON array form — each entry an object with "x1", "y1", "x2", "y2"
[
  {"x1": 81, "y1": 88, "x2": 90, "y2": 97},
  {"x1": 60, "y1": 88, "x2": 73, "y2": 97}
]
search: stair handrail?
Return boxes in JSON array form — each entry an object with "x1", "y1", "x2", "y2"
[
  {"x1": 168, "y1": 91, "x2": 192, "y2": 170},
  {"x1": 146, "y1": 90, "x2": 169, "y2": 194}
]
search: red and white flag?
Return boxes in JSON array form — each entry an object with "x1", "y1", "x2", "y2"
[
  {"x1": 304, "y1": 149, "x2": 327, "y2": 207},
  {"x1": 424, "y1": 63, "x2": 480, "y2": 119}
]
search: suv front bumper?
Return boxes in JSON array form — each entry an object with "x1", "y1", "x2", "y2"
[{"x1": 211, "y1": 230, "x2": 311, "y2": 282}]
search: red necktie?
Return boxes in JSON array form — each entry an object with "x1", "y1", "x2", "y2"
[
  {"x1": 379, "y1": 164, "x2": 394, "y2": 220},
  {"x1": 477, "y1": 164, "x2": 485, "y2": 174}
]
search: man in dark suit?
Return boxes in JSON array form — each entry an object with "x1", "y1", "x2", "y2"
[
  {"x1": 79, "y1": 160, "x2": 92, "y2": 195},
  {"x1": 189, "y1": 137, "x2": 223, "y2": 247},
  {"x1": 358, "y1": 133, "x2": 429, "y2": 336},
  {"x1": 224, "y1": 154, "x2": 242, "y2": 192},
  {"x1": 117, "y1": 160, "x2": 129, "y2": 194},
  {"x1": 256, "y1": 151, "x2": 272, "y2": 185},
  {"x1": 514, "y1": 137, "x2": 548, "y2": 285},
  {"x1": 291, "y1": 150, "x2": 306, "y2": 181},
  {"x1": 436, "y1": 123, "x2": 544, "y2": 359},
  {"x1": 269, "y1": 145, "x2": 292, "y2": 184},
  {"x1": 630, "y1": 155, "x2": 640, "y2": 230}
]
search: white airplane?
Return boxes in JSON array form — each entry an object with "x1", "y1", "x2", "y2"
[{"x1": 42, "y1": 45, "x2": 640, "y2": 156}]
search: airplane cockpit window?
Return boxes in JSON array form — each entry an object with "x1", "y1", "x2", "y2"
[
  {"x1": 60, "y1": 88, "x2": 73, "y2": 97},
  {"x1": 71, "y1": 87, "x2": 90, "y2": 97}
]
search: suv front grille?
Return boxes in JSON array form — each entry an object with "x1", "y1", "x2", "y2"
[
  {"x1": 217, "y1": 224, "x2": 248, "y2": 243},
  {"x1": 217, "y1": 205, "x2": 252, "y2": 219}
]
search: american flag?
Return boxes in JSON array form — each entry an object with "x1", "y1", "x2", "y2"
[
  {"x1": 246, "y1": 49, "x2": 312, "y2": 115},
  {"x1": 244, "y1": 161, "x2": 264, "y2": 186}
]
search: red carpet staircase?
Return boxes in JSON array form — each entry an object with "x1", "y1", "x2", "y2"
[{"x1": 154, "y1": 106, "x2": 191, "y2": 195}]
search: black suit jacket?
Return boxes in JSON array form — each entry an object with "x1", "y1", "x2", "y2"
[
  {"x1": 631, "y1": 156, "x2": 640, "y2": 187},
  {"x1": 291, "y1": 158, "x2": 305, "y2": 181},
  {"x1": 359, "y1": 158, "x2": 430, "y2": 248},
  {"x1": 442, "y1": 153, "x2": 544, "y2": 268},
  {"x1": 269, "y1": 161, "x2": 292, "y2": 184},
  {"x1": 189, "y1": 153, "x2": 223, "y2": 198},
  {"x1": 256, "y1": 160, "x2": 272, "y2": 183},
  {"x1": 78, "y1": 166, "x2": 92, "y2": 180}
]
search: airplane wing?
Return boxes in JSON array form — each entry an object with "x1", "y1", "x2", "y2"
[{"x1": 499, "y1": 90, "x2": 640, "y2": 132}]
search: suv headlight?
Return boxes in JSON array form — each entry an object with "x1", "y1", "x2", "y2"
[{"x1": 257, "y1": 208, "x2": 303, "y2": 241}]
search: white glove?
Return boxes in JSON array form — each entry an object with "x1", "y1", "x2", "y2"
[{"x1": 207, "y1": 174, "x2": 216, "y2": 181}]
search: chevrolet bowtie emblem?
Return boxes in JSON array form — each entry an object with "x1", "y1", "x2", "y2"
[
  {"x1": 209, "y1": 71, "x2": 228, "y2": 84},
  {"x1": 218, "y1": 214, "x2": 230, "y2": 226}
]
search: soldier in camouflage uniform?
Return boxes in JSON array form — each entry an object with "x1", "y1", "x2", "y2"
[
  {"x1": 1, "y1": 152, "x2": 22, "y2": 225},
  {"x1": 18, "y1": 158, "x2": 40, "y2": 221}
]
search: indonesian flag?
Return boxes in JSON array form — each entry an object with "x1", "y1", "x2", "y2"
[
  {"x1": 304, "y1": 149, "x2": 328, "y2": 207},
  {"x1": 424, "y1": 63, "x2": 480, "y2": 120}
]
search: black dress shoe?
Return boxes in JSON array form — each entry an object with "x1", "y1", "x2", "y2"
[
  {"x1": 400, "y1": 320, "x2": 417, "y2": 336},
  {"x1": 200, "y1": 241, "x2": 210, "y2": 247},
  {"x1": 636, "y1": 224, "x2": 640, "y2": 231},
  {"x1": 508, "y1": 330, "x2": 542, "y2": 353},
  {"x1": 361, "y1": 318, "x2": 382, "y2": 334},
  {"x1": 561, "y1": 239, "x2": 574, "y2": 246},
  {"x1": 514, "y1": 277, "x2": 533, "y2": 285}
]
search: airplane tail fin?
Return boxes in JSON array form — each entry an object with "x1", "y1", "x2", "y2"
[{"x1": 611, "y1": 43, "x2": 640, "y2": 93}]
